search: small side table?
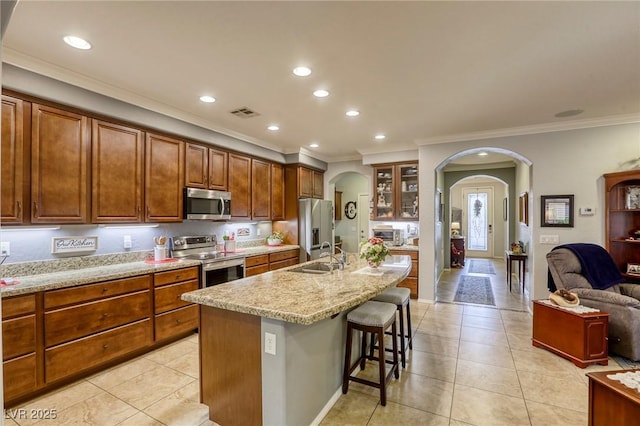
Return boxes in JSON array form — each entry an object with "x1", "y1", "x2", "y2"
[
  {"x1": 505, "y1": 250, "x2": 527, "y2": 292},
  {"x1": 587, "y1": 369, "x2": 640, "y2": 426}
]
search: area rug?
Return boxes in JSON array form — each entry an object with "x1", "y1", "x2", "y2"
[
  {"x1": 468, "y1": 259, "x2": 496, "y2": 274},
  {"x1": 612, "y1": 355, "x2": 640, "y2": 370},
  {"x1": 454, "y1": 275, "x2": 495, "y2": 306}
]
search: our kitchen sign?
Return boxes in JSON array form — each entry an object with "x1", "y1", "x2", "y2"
[{"x1": 51, "y1": 236, "x2": 98, "y2": 254}]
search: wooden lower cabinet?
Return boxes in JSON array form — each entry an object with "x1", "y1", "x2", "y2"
[
  {"x1": 153, "y1": 266, "x2": 200, "y2": 342},
  {"x1": 269, "y1": 248, "x2": 300, "y2": 271},
  {"x1": 3, "y1": 266, "x2": 200, "y2": 406},
  {"x1": 389, "y1": 249, "x2": 419, "y2": 298},
  {"x1": 155, "y1": 305, "x2": 199, "y2": 342},
  {"x1": 246, "y1": 254, "x2": 269, "y2": 277},
  {"x1": 45, "y1": 319, "x2": 152, "y2": 383}
]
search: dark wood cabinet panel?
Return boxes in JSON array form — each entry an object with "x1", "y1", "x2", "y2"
[
  {"x1": 185, "y1": 143, "x2": 208, "y2": 188},
  {"x1": 44, "y1": 290, "x2": 151, "y2": 347},
  {"x1": 31, "y1": 104, "x2": 89, "y2": 223},
  {"x1": 228, "y1": 153, "x2": 251, "y2": 219},
  {"x1": 45, "y1": 275, "x2": 151, "y2": 309},
  {"x1": 3, "y1": 354, "x2": 37, "y2": 400},
  {"x1": 1, "y1": 95, "x2": 27, "y2": 223},
  {"x1": 251, "y1": 158, "x2": 271, "y2": 220},
  {"x1": 185, "y1": 144, "x2": 228, "y2": 191},
  {"x1": 154, "y1": 280, "x2": 199, "y2": 314},
  {"x1": 298, "y1": 166, "x2": 313, "y2": 198},
  {"x1": 373, "y1": 163, "x2": 418, "y2": 221},
  {"x1": 45, "y1": 319, "x2": 152, "y2": 383},
  {"x1": 313, "y1": 170, "x2": 324, "y2": 198},
  {"x1": 145, "y1": 133, "x2": 184, "y2": 222},
  {"x1": 92, "y1": 120, "x2": 144, "y2": 223},
  {"x1": 208, "y1": 147, "x2": 228, "y2": 190},
  {"x1": 154, "y1": 267, "x2": 199, "y2": 287},
  {"x1": 2, "y1": 315, "x2": 36, "y2": 361},
  {"x1": 389, "y1": 249, "x2": 419, "y2": 298},
  {"x1": 271, "y1": 163, "x2": 284, "y2": 220},
  {"x1": 155, "y1": 305, "x2": 199, "y2": 342}
]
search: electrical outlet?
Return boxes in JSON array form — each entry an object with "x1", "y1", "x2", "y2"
[
  {"x1": 123, "y1": 235, "x2": 132, "y2": 249},
  {"x1": 0, "y1": 242, "x2": 9, "y2": 256},
  {"x1": 256, "y1": 228, "x2": 261, "y2": 236},
  {"x1": 540, "y1": 235, "x2": 559, "y2": 244},
  {"x1": 265, "y1": 332, "x2": 276, "y2": 355}
]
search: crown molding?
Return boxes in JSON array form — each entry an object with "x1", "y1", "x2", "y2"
[{"x1": 415, "y1": 113, "x2": 640, "y2": 145}]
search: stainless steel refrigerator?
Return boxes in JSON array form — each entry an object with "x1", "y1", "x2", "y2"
[{"x1": 299, "y1": 198, "x2": 334, "y2": 262}]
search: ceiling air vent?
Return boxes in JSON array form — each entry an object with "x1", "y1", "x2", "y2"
[{"x1": 230, "y1": 107, "x2": 260, "y2": 118}]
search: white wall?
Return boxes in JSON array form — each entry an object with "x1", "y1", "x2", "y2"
[
  {"x1": 419, "y1": 122, "x2": 640, "y2": 303},
  {"x1": 333, "y1": 173, "x2": 368, "y2": 253}
]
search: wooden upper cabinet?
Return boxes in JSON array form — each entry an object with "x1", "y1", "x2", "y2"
[
  {"x1": 145, "y1": 133, "x2": 184, "y2": 222},
  {"x1": 92, "y1": 120, "x2": 144, "y2": 223},
  {"x1": 271, "y1": 163, "x2": 284, "y2": 220},
  {"x1": 209, "y1": 147, "x2": 228, "y2": 190},
  {"x1": 228, "y1": 153, "x2": 251, "y2": 219},
  {"x1": 251, "y1": 159, "x2": 271, "y2": 220},
  {"x1": 313, "y1": 170, "x2": 324, "y2": 199},
  {"x1": 298, "y1": 166, "x2": 313, "y2": 198},
  {"x1": 185, "y1": 143, "x2": 208, "y2": 189},
  {"x1": 1, "y1": 95, "x2": 27, "y2": 223},
  {"x1": 185, "y1": 144, "x2": 228, "y2": 190},
  {"x1": 31, "y1": 104, "x2": 89, "y2": 223}
]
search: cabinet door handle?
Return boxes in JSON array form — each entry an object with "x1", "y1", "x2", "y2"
[
  {"x1": 102, "y1": 313, "x2": 109, "y2": 318},
  {"x1": 176, "y1": 319, "x2": 182, "y2": 324},
  {"x1": 137, "y1": 206, "x2": 141, "y2": 215},
  {"x1": 102, "y1": 287, "x2": 108, "y2": 293},
  {"x1": 33, "y1": 201, "x2": 38, "y2": 215},
  {"x1": 203, "y1": 173, "x2": 207, "y2": 185},
  {"x1": 146, "y1": 206, "x2": 150, "y2": 217},
  {"x1": 103, "y1": 344, "x2": 109, "y2": 350},
  {"x1": 16, "y1": 201, "x2": 21, "y2": 217},
  {"x1": 175, "y1": 274, "x2": 181, "y2": 280}
]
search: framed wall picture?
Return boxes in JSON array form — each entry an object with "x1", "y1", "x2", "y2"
[
  {"x1": 518, "y1": 192, "x2": 529, "y2": 226},
  {"x1": 541, "y1": 195, "x2": 574, "y2": 227}
]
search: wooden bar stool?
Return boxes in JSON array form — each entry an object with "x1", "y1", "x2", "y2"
[
  {"x1": 342, "y1": 301, "x2": 399, "y2": 406},
  {"x1": 370, "y1": 287, "x2": 413, "y2": 368}
]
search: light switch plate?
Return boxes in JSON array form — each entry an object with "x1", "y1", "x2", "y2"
[
  {"x1": 0, "y1": 242, "x2": 9, "y2": 256},
  {"x1": 265, "y1": 332, "x2": 276, "y2": 355},
  {"x1": 123, "y1": 235, "x2": 132, "y2": 249},
  {"x1": 579, "y1": 207, "x2": 595, "y2": 216},
  {"x1": 540, "y1": 235, "x2": 559, "y2": 244}
]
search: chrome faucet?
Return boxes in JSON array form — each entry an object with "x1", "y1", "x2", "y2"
[{"x1": 334, "y1": 245, "x2": 348, "y2": 265}]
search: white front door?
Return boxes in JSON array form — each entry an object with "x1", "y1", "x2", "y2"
[{"x1": 463, "y1": 187, "x2": 494, "y2": 258}]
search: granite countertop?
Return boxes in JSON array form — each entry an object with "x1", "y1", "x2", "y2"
[
  {"x1": 389, "y1": 244, "x2": 419, "y2": 251},
  {"x1": 0, "y1": 259, "x2": 203, "y2": 297},
  {"x1": 241, "y1": 244, "x2": 300, "y2": 256},
  {"x1": 181, "y1": 255, "x2": 412, "y2": 325}
]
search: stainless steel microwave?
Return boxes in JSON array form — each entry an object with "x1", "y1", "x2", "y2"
[
  {"x1": 373, "y1": 228, "x2": 404, "y2": 246},
  {"x1": 183, "y1": 187, "x2": 231, "y2": 220}
]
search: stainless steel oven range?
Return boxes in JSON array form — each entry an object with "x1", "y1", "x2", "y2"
[{"x1": 170, "y1": 235, "x2": 245, "y2": 288}]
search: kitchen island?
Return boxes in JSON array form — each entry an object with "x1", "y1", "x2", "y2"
[{"x1": 181, "y1": 255, "x2": 411, "y2": 426}]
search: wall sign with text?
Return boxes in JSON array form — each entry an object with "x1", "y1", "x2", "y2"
[{"x1": 51, "y1": 236, "x2": 99, "y2": 254}]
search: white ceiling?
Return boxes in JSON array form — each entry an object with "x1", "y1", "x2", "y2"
[{"x1": 3, "y1": 1, "x2": 639, "y2": 163}]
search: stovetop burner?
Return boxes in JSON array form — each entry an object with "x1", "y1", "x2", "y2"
[{"x1": 171, "y1": 235, "x2": 245, "y2": 263}]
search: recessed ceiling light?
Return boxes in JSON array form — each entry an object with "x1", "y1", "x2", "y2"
[
  {"x1": 478, "y1": 152, "x2": 488, "y2": 157},
  {"x1": 554, "y1": 109, "x2": 584, "y2": 118},
  {"x1": 267, "y1": 125, "x2": 280, "y2": 131},
  {"x1": 309, "y1": 143, "x2": 319, "y2": 148},
  {"x1": 293, "y1": 66, "x2": 312, "y2": 77},
  {"x1": 63, "y1": 35, "x2": 92, "y2": 50},
  {"x1": 374, "y1": 134, "x2": 386, "y2": 140},
  {"x1": 345, "y1": 110, "x2": 360, "y2": 117},
  {"x1": 313, "y1": 89, "x2": 329, "y2": 98},
  {"x1": 199, "y1": 95, "x2": 216, "y2": 103}
]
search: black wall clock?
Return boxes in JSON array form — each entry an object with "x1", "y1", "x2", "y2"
[{"x1": 345, "y1": 201, "x2": 357, "y2": 219}]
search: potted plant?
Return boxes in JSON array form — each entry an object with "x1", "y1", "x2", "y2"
[
  {"x1": 266, "y1": 231, "x2": 286, "y2": 246},
  {"x1": 359, "y1": 237, "x2": 390, "y2": 268}
]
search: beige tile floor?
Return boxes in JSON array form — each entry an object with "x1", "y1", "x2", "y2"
[{"x1": 5, "y1": 257, "x2": 627, "y2": 425}]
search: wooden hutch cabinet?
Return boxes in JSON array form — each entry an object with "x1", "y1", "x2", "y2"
[
  {"x1": 185, "y1": 143, "x2": 228, "y2": 191},
  {"x1": 604, "y1": 170, "x2": 640, "y2": 281},
  {"x1": 373, "y1": 163, "x2": 418, "y2": 220}
]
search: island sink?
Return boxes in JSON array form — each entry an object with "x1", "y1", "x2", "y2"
[{"x1": 290, "y1": 262, "x2": 333, "y2": 274}]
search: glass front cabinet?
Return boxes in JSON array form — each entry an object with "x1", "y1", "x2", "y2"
[{"x1": 373, "y1": 163, "x2": 418, "y2": 221}]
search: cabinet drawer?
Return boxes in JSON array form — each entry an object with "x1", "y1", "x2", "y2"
[
  {"x1": 45, "y1": 275, "x2": 151, "y2": 309},
  {"x1": 155, "y1": 280, "x2": 198, "y2": 314},
  {"x1": 2, "y1": 294, "x2": 36, "y2": 319},
  {"x1": 246, "y1": 254, "x2": 269, "y2": 268},
  {"x1": 390, "y1": 250, "x2": 418, "y2": 261},
  {"x1": 154, "y1": 267, "x2": 199, "y2": 287},
  {"x1": 246, "y1": 264, "x2": 270, "y2": 277},
  {"x1": 398, "y1": 277, "x2": 418, "y2": 299},
  {"x1": 155, "y1": 305, "x2": 199, "y2": 341},
  {"x1": 45, "y1": 319, "x2": 152, "y2": 383},
  {"x1": 3, "y1": 314, "x2": 36, "y2": 361},
  {"x1": 45, "y1": 290, "x2": 150, "y2": 347},
  {"x1": 269, "y1": 249, "x2": 299, "y2": 263},
  {"x1": 3, "y1": 353, "x2": 37, "y2": 399},
  {"x1": 269, "y1": 258, "x2": 298, "y2": 271}
]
